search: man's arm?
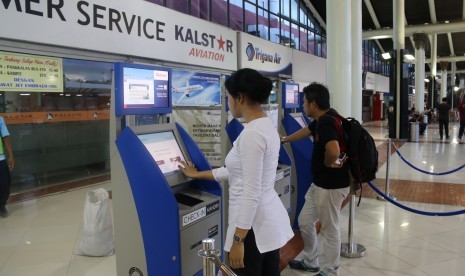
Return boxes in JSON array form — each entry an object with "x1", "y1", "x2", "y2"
[
  {"x1": 324, "y1": 140, "x2": 341, "y2": 168},
  {"x1": 281, "y1": 126, "x2": 311, "y2": 143},
  {"x1": 3, "y1": 136, "x2": 14, "y2": 171}
]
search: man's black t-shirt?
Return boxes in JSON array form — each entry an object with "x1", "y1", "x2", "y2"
[
  {"x1": 437, "y1": 102, "x2": 451, "y2": 120},
  {"x1": 308, "y1": 109, "x2": 350, "y2": 189}
]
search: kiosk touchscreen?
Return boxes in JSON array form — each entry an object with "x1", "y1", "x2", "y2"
[
  {"x1": 291, "y1": 113, "x2": 307, "y2": 127},
  {"x1": 113, "y1": 123, "x2": 222, "y2": 276}
]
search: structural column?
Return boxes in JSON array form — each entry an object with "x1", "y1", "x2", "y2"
[
  {"x1": 430, "y1": 34, "x2": 438, "y2": 108},
  {"x1": 440, "y1": 61, "x2": 449, "y2": 98},
  {"x1": 391, "y1": 0, "x2": 407, "y2": 139},
  {"x1": 413, "y1": 33, "x2": 427, "y2": 113},
  {"x1": 327, "y1": 0, "x2": 351, "y2": 116},
  {"x1": 351, "y1": 0, "x2": 362, "y2": 122}
]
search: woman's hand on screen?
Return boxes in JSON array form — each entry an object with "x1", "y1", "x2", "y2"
[{"x1": 178, "y1": 161, "x2": 198, "y2": 178}]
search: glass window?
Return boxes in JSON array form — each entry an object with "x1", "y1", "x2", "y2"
[
  {"x1": 321, "y1": 36, "x2": 327, "y2": 58},
  {"x1": 245, "y1": 2, "x2": 258, "y2": 36},
  {"x1": 258, "y1": 8, "x2": 270, "y2": 40},
  {"x1": 270, "y1": 12, "x2": 280, "y2": 44},
  {"x1": 280, "y1": 18, "x2": 291, "y2": 47},
  {"x1": 212, "y1": 0, "x2": 228, "y2": 27},
  {"x1": 166, "y1": 0, "x2": 189, "y2": 14},
  {"x1": 270, "y1": 0, "x2": 279, "y2": 14},
  {"x1": 291, "y1": 0, "x2": 299, "y2": 22},
  {"x1": 258, "y1": 0, "x2": 268, "y2": 10},
  {"x1": 308, "y1": 31, "x2": 315, "y2": 55},
  {"x1": 0, "y1": 55, "x2": 112, "y2": 193},
  {"x1": 191, "y1": 0, "x2": 210, "y2": 20},
  {"x1": 229, "y1": 1, "x2": 244, "y2": 31},
  {"x1": 291, "y1": 23, "x2": 298, "y2": 49},
  {"x1": 299, "y1": 26, "x2": 307, "y2": 52}
]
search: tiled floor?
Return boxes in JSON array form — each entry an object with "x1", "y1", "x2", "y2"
[{"x1": 1, "y1": 120, "x2": 465, "y2": 275}]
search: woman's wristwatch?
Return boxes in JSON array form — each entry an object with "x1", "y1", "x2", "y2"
[{"x1": 233, "y1": 234, "x2": 244, "y2": 244}]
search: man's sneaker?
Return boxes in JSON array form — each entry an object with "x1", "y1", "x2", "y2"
[
  {"x1": 288, "y1": 259, "x2": 320, "y2": 273},
  {"x1": 0, "y1": 206, "x2": 8, "y2": 218}
]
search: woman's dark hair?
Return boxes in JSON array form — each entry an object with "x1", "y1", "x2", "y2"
[
  {"x1": 225, "y1": 68, "x2": 272, "y2": 104},
  {"x1": 302, "y1": 82, "x2": 330, "y2": 110}
]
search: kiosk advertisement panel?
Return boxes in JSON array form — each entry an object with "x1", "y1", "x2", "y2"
[{"x1": 171, "y1": 69, "x2": 221, "y2": 106}]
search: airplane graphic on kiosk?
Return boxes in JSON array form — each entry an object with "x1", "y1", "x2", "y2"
[{"x1": 172, "y1": 81, "x2": 203, "y2": 97}]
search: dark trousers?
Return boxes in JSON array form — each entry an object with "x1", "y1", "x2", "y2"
[
  {"x1": 438, "y1": 119, "x2": 449, "y2": 138},
  {"x1": 459, "y1": 120, "x2": 465, "y2": 138},
  {"x1": 0, "y1": 160, "x2": 11, "y2": 207},
  {"x1": 230, "y1": 229, "x2": 281, "y2": 276}
]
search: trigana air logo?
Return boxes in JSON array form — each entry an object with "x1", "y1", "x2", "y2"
[
  {"x1": 246, "y1": 43, "x2": 255, "y2": 61},
  {"x1": 245, "y1": 42, "x2": 282, "y2": 64},
  {"x1": 129, "y1": 267, "x2": 143, "y2": 276}
]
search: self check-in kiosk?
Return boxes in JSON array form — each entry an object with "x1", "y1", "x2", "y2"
[
  {"x1": 280, "y1": 82, "x2": 314, "y2": 228},
  {"x1": 114, "y1": 123, "x2": 222, "y2": 276},
  {"x1": 224, "y1": 118, "x2": 292, "y2": 212},
  {"x1": 111, "y1": 62, "x2": 223, "y2": 276},
  {"x1": 282, "y1": 112, "x2": 313, "y2": 228}
]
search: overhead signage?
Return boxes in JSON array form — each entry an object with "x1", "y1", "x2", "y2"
[
  {"x1": 238, "y1": 33, "x2": 292, "y2": 78},
  {"x1": 0, "y1": 51, "x2": 63, "y2": 92},
  {"x1": 0, "y1": 0, "x2": 237, "y2": 71},
  {"x1": 363, "y1": 71, "x2": 376, "y2": 90},
  {"x1": 171, "y1": 69, "x2": 221, "y2": 106}
]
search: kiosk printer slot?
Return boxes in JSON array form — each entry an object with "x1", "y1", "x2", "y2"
[{"x1": 113, "y1": 123, "x2": 222, "y2": 276}]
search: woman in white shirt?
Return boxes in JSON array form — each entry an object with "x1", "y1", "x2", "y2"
[{"x1": 179, "y1": 68, "x2": 294, "y2": 275}]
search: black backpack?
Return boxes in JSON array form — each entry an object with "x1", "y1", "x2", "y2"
[{"x1": 333, "y1": 115, "x2": 379, "y2": 205}]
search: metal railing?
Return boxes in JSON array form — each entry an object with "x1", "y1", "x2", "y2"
[{"x1": 198, "y1": 239, "x2": 237, "y2": 276}]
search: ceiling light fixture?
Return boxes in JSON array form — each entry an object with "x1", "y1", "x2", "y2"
[
  {"x1": 404, "y1": 54, "x2": 415, "y2": 60},
  {"x1": 382, "y1": 52, "x2": 392, "y2": 60}
]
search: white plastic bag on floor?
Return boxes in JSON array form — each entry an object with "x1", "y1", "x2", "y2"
[{"x1": 74, "y1": 188, "x2": 115, "y2": 256}]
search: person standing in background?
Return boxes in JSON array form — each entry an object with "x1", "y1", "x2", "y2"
[
  {"x1": 437, "y1": 97, "x2": 451, "y2": 140},
  {"x1": 458, "y1": 96, "x2": 465, "y2": 139},
  {"x1": 0, "y1": 116, "x2": 14, "y2": 218}
]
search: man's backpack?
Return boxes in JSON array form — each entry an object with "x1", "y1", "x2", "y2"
[{"x1": 334, "y1": 115, "x2": 379, "y2": 205}]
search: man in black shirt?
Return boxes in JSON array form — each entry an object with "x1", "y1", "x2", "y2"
[
  {"x1": 437, "y1": 97, "x2": 451, "y2": 139},
  {"x1": 282, "y1": 83, "x2": 350, "y2": 276}
]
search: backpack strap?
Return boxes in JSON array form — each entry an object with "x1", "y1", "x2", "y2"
[{"x1": 327, "y1": 113, "x2": 348, "y2": 153}]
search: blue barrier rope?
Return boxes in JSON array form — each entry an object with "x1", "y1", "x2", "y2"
[
  {"x1": 367, "y1": 181, "x2": 465, "y2": 216},
  {"x1": 394, "y1": 148, "x2": 465, "y2": 175}
]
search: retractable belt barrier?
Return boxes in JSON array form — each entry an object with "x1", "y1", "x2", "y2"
[{"x1": 392, "y1": 143, "x2": 465, "y2": 175}]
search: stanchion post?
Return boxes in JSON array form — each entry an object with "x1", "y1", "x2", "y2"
[
  {"x1": 198, "y1": 238, "x2": 238, "y2": 276},
  {"x1": 341, "y1": 195, "x2": 366, "y2": 258},
  {"x1": 201, "y1": 239, "x2": 216, "y2": 276},
  {"x1": 377, "y1": 138, "x2": 397, "y2": 201}
]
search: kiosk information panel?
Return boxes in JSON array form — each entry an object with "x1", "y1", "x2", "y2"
[
  {"x1": 282, "y1": 82, "x2": 300, "y2": 109},
  {"x1": 114, "y1": 62, "x2": 171, "y2": 115}
]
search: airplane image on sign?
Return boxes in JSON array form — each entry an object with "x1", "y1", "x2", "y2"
[{"x1": 172, "y1": 81, "x2": 204, "y2": 97}]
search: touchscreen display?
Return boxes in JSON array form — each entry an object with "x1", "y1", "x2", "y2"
[
  {"x1": 138, "y1": 131, "x2": 187, "y2": 175},
  {"x1": 294, "y1": 116, "x2": 307, "y2": 127}
]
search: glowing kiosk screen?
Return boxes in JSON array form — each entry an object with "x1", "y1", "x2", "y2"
[{"x1": 138, "y1": 131, "x2": 186, "y2": 176}]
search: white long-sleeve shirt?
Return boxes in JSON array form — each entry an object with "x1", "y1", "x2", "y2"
[{"x1": 213, "y1": 117, "x2": 294, "y2": 253}]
